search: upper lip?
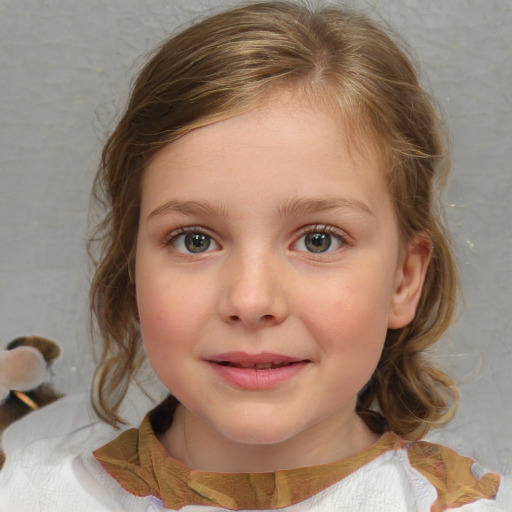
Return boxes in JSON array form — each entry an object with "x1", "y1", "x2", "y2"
[{"x1": 207, "y1": 352, "x2": 306, "y2": 365}]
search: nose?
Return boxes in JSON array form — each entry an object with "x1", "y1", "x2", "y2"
[{"x1": 217, "y1": 251, "x2": 289, "y2": 329}]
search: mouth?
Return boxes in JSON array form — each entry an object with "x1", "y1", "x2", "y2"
[
  {"x1": 207, "y1": 352, "x2": 308, "y2": 368},
  {"x1": 215, "y1": 361, "x2": 300, "y2": 370},
  {"x1": 206, "y1": 352, "x2": 310, "y2": 390}
]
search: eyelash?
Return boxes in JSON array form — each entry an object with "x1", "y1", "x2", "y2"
[
  {"x1": 293, "y1": 224, "x2": 350, "y2": 253},
  {"x1": 164, "y1": 226, "x2": 219, "y2": 252},
  {"x1": 163, "y1": 224, "x2": 349, "y2": 255}
]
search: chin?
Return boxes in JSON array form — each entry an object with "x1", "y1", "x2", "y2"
[{"x1": 216, "y1": 415, "x2": 302, "y2": 446}]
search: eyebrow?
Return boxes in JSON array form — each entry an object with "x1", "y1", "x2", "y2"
[
  {"x1": 147, "y1": 200, "x2": 230, "y2": 222},
  {"x1": 277, "y1": 197, "x2": 374, "y2": 218},
  {"x1": 147, "y1": 196, "x2": 374, "y2": 222}
]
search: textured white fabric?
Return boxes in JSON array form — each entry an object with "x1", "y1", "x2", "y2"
[{"x1": 0, "y1": 394, "x2": 510, "y2": 512}]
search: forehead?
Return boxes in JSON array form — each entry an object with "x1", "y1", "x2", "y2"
[{"x1": 140, "y1": 92, "x2": 390, "y2": 219}]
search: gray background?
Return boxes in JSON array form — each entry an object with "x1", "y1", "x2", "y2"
[{"x1": 0, "y1": 0, "x2": 510, "y2": 471}]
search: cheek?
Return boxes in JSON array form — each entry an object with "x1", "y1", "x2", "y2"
[
  {"x1": 135, "y1": 263, "x2": 221, "y2": 368},
  {"x1": 136, "y1": 276, "x2": 197, "y2": 351},
  {"x1": 300, "y1": 276, "x2": 392, "y2": 366},
  {"x1": 136, "y1": 284, "x2": 198, "y2": 393}
]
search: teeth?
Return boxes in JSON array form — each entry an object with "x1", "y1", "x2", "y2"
[{"x1": 220, "y1": 361, "x2": 295, "y2": 369}]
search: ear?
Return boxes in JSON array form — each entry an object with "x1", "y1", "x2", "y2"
[{"x1": 387, "y1": 235, "x2": 431, "y2": 329}]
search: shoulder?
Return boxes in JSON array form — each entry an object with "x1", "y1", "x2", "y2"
[
  {"x1": 0, "y1": 394, "x2": 126, "y2": 511},
  {"x1": 297, "y1": 437, "x2": 509, "y2": 512},
  {"x1": 0, "y1": 390, "x2": 171, "y2": 512},
  {"x1": 0, "y1": 393, "x2": 116, "y2": 464},
  {"x1": 405, "y1": 439, "x2": 508, "y2": 511}
]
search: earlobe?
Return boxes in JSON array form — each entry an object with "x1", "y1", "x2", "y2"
[{"x1": 387, "y1": 235, "x2": 431, "y2": 329}]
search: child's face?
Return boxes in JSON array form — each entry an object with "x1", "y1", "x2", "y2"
[{"x1": 135, "y1": 93, "x2": 426, "y2": 452}]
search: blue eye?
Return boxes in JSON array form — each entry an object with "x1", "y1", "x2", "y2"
[
  {"x1": 294, "y1": 228, "x2": 345, "y2": 253},
  {"x1": 170, "y1": 230, "x2": 219, "y2": 254}
]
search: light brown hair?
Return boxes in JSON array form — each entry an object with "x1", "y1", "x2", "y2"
[{"x1": 89, "y1": 1, "x2": 459, "y2": 439}]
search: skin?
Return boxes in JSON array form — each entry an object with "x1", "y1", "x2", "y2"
[{"x1": 135, "y1": 93, "x2": 429, "y2": 473}]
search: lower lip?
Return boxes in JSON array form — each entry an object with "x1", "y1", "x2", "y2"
[{"x1": 208, "y1": 361, "x2": 309, "y2": 390}]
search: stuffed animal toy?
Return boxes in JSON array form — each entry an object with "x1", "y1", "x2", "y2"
[{"x1": 0, "y1": 336, "x2": 63, "y2": 469}]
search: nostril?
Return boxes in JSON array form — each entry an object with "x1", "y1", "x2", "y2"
[{"x1": 227, "y1": 314, "x2": 275, "y2": 325}]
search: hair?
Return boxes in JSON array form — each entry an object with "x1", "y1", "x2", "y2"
[{"x1": 89, "y1": 0, "x2": 459, "y2": 439}]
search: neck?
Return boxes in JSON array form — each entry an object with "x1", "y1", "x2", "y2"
[{"x1": 160, "y1": 403, "x2": 379, "y2": 473}]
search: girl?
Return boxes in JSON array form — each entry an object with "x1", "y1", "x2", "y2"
[{"x1": 0, "y1": 1, "x2": 509, "y2": 510}]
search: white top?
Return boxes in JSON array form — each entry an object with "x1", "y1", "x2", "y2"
[{"x1": 0, "y1": 394, "x2": 510, "y2": 512}]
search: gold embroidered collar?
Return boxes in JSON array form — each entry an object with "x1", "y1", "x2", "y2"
[
  {"x1": 94, "y1": 399, "x2": 500, "y2": 510},
  {"x1": 94, "y1": 402, "x2": 400, "y2": 510}
]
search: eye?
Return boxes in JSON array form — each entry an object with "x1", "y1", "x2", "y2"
[
  {"x1": 293, "y1": 226, "x2": 346, "y2": 254},
  {"x1": 168, "y1": 229, "x2": 219, "y2": 254}
]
